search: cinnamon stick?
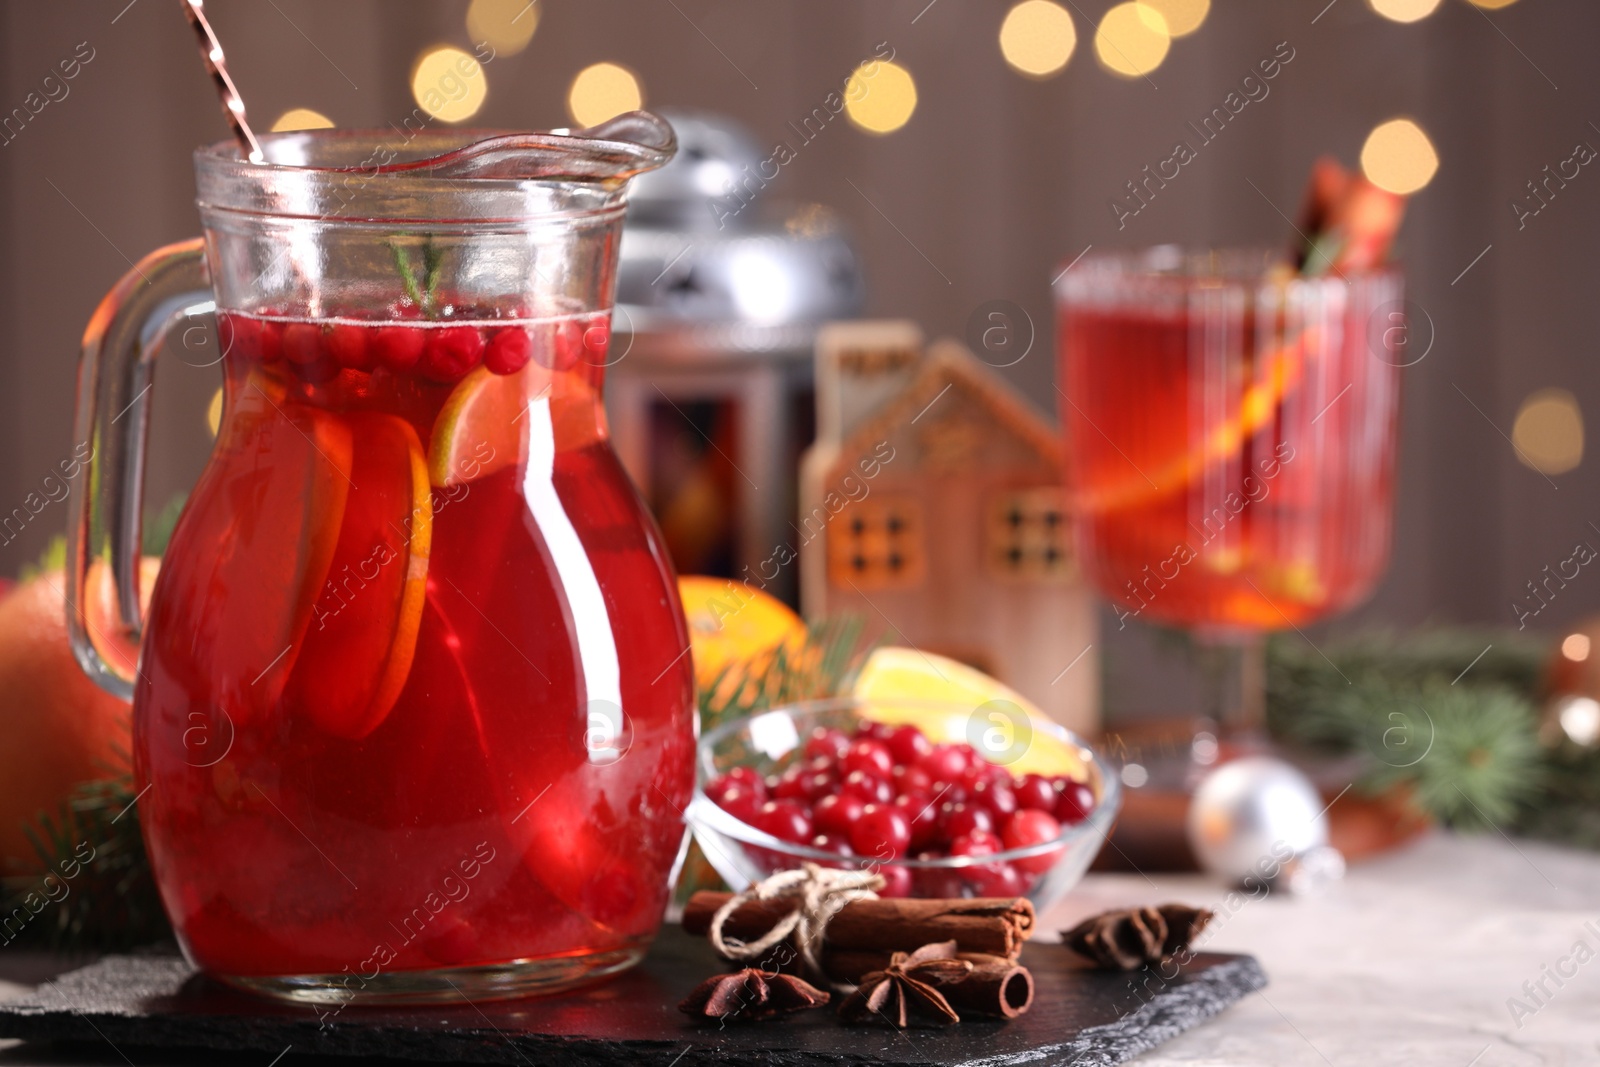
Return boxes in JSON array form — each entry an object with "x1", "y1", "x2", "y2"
[
  {"x1": 939, "y1": 954, "x2": 1034, "y2": 1020},
  {"x1": 683, "y1": 892, "x2": 1035, "y2": 959}
]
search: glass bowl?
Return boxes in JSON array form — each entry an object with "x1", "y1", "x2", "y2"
[{"x1": 686, "y1": 698, "x2": 1121, "y2": 914}]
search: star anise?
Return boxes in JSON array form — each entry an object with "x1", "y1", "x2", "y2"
[
  {"x1": 1060, "y1": 903, "x2": 1215, "y2": 970},
  {"x1": 838, "y1": 940, "x2": 975, "y2": 1028},
  {"x1": 678, "y1": 968, "x2": 830, "y2": 1022}
]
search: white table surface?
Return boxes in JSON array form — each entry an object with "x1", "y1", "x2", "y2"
[{"x1": 4, "y1": 831, "x2": 1598, "y2": 1065}]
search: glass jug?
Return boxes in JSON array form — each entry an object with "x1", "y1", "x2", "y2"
[{"x1": 65, "y1": 118, "x2": 696, "y2": 1004}]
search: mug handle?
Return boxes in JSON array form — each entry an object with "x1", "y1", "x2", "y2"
[{"x1": 66, "y1": 238, "x2": 214, "y2": 701}]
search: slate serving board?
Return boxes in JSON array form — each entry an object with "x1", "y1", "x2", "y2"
[{"x1": 0, "y1": 929, "x2": 1264, "y2": 1066}]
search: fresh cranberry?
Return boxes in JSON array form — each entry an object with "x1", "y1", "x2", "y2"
[
  {"x1": 885, "y1": 724, "x2": 932, "y2": 766},
  {"x1": 756, "y1": 800, "x2": 813, "y2": 844},
  {"x1": 802, "y1": 771, "x2": 834, "y2": 801},
  {"x1": 771, "y1": 767, "x2": 811, "y2": 802},
  {"x1": 853, "y1": 720, "x2": 895, "y2": 743},
  {"x1": 967, "y1": 862, "x2": 1025, "y2": 897},
  {"x1": 374, "y1": 325, "x2": 425, "y2": 370},
  {"x1": 928, "y1": 779, "x2": 969, "y2": 806},
  {"x1": 712, "y1": 784, "x2": 762, "y2": 825},
  {"x1": 892, "y1": 764, "x2": 934, "y2": 797},
  {"x1": 485, "y1": 326, "x2": 532, "y2": 375},
  {"x1": 914, "y1": 863, "x2": 965, "y2": 899},
  {"x1": 876, "y1": 865, "x2": 913, "y2": 899},
  {"x1": 1014, "y1": 774, "x2": 1058, "y2": 812},
  {"x1": 1001, "y1": 809, "x2": 1063, "y2": 875},
  {"x1": 722, "y1": 767, "x2": 764, "y2": 796},
  {"x1": 804, "y1": 726, "x2": 851, "y2": 762},
  {"x1": 918, "y1": 744, "x2": 968, "y2": 782},
  {"x1": 324, "y1": 324, "x2": 373, "y2": 370},
  {"x1": 810, "y1": 833, "x2": 853, "y2": 857},
  {"x1": 282, "y1": 322, "x2": 323, "y2": 366},
  {"x1": 949, "y1": 829, "x2": 1002, "y2": 857},
  {"x1": 971, "y1": 779, "x2": 1018, "y2": 820},
  {"x1": 1055, "y1": 780, "x2": 1096, "y2": 825},
  {"x1": 843, "y1": 740, "x2": 894, "y2": 779},
  {"x1": 813, "y1": 793, "x2": 864, "y2": 837},
  {"x1": 840, "y1": 770, "x2": 892, "y2": 805},
  {"x1": 940, "y1": 802, "x2": 994, "y2": 842},
  {"x1": 893, "y1": 792, "x2": 940, "y2": 850},
  {"x1": 850, "y1": 804, "x2": 912, "y2": 860},
  {"x1": 422, "y1": 325, "x2": 485, "y2": 381}
]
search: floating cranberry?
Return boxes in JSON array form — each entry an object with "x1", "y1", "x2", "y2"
[
  {"x1": 843, "y1": 740, "x2": 894, "y2": 779},
  {"x1": 1001, "y1": 809, "x2": 1063, "y2": 875},
  {"x1": 1054, "y1": 780, "x2": 1096, "y2": 825},
  {"x1": 324, "y1": 324, "x2": 373, "y2": 371},
  {"x1": 257, "y1": 319, "x2": 284, "y2": 363},
  {"x1": 971, "y1": 779, "x2": 1018, "y2": 820},
  {"x1": 949, "y1": 829, "x2": 1002, "y2": 858},
  {"x1": 918, "y1": 744, "x2": 967, "y2": 782},
  {"x1": 282, "y1": 322, "x2": 323, "y2": 366},
  {"x1": 550, "y1": 317, "x2": 584, "y2": 370},
  {"x1": 756, "y1": 800, "x2": 813, "y2": 844},
  {"x1": 850, "y1": 804, "x2": 911, "y2": 860},
  {"x1": 581, "y1": 318, "x2": 611, "y2": 364},
  {"x1": 940, "y1": 802, "x2": 994, "y2": 842},
  {"x1": 1014, "y1": 774, "x2": 1058, "y2": 813},
  {"x1": 885, "y1": 723, "x2": 932, "y2": 766},
  {"x1": 374, "y1": 324, "x2": 425, "y2": 370},
  {"x1": 422, "y1": 325, "x2": 486, "y2": 381},
  {"x1": 813, "y1": 793, "x2": 864, "y2": 837},
  {"x1": 804, "y1": 726, "x2": 851, "y2": 762},
  {"x1": 876, "y1": 865, "x2": 913, "y2": 899},
  {"x1": 840, "y1": 770, "x2": 892, "y2": 805},
  {"x1": 220, "y1": 314, "x2": 258, "y2": 362},
  {"x1": 485, "y1": 326, "x2": 532, "y2": 375}
]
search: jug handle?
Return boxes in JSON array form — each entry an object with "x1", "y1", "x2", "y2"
[{"x1": 65, "y1": 238, "x2": 213, "y2": 701}]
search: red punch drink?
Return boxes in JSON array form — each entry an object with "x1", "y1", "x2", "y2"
[
  {"x1": 1058, "y1": 254, "x2": 1403, "y2": 634},
  {"x1": 137, "y1": 308, "x2": 694, "y2": 994},
  {"x1": 68, "y1": 123, "x2": 688, "y2": 1002}
]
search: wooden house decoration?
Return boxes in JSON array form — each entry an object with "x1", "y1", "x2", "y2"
[{"x1": 799, "y1": 321, "x2": 1100, "y2": 735}]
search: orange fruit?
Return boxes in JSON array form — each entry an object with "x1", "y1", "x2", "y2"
[
  {"x1": 0, "y1": 562, "x2": 155, "y2": 873},
  {"x1": 281, "y1": 413, "x2": 431, "y2": 740},
  {"x1": 678, "y1": 576, "x2": 805, "y2": 694}
]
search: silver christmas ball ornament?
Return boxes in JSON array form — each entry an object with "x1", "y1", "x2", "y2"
[{"x1": 1187, "y1": 756, "x2": 1336, "y2": 890}]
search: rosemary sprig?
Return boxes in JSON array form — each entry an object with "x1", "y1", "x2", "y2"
[{"x1": 387, "y1": 237, "x2": 446, "y2": 318}]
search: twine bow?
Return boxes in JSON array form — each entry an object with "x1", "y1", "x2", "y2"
[{"x1": 705, "y1": 863, "x2": 884, "y2": 984}]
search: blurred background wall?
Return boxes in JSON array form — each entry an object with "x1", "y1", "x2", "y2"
[{"x1": 0, "y1": 0, "x2": 1591, "y2": 717}]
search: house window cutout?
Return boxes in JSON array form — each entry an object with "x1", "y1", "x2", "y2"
[
  {"x1": 827, "y1": 496, "x2": 926, "y2": 590},
  {"x1": 988, "y1": 489, "x2": 1073, "y2": 582}
]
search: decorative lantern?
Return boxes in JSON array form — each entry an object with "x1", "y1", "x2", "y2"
[{"x1": 610, "y1": 110, "x2": 865, "y2": 605}]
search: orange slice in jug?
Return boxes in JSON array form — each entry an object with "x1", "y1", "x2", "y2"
[
  {"x1": 427, "y1": 366, "x2": 603, "y2": 488},
  {"x1": 160, "y1": 382, "x2": 353, "y2": 719},
  {"x1": 282, "y1": 412, "x2": 432, "y2": 740}
]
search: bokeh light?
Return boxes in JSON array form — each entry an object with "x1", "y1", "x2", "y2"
[
  {"x1": 1369, "y1": 0, "x2": 1442, "y2": 21},
  {"x1": 411, "y1": 46, "x2": 488, "y2": 123},
  {"x1": 466, "y1": 0, "x2": 539, "y2": 55},
  {"x1": 1142, "y1": 0, "x2": 1209, "y2": 37},
  {"x1": 1360, "y1": 118, "x2": 1439, "y2": 194},
  {"x1": 844, "y1": 59, "x2": 918, "y2": 135},
  {"x1": 206, "y1": 387, "x2": 223, "y2": 437},
  {"x1": 1562, "y1": 633, "x2": 1591, "y2": 662},
  {"x1": 567, "y1": 62, "x2": 643, "y2": 128},
  {"x1": 999, "y1": 1, "x2": 1077, "y2": 79},
  {"x1": 1466, "y1": 0, "x2": 1519, "y2": 8},
  {"x1": 1511, "y1": 388, "x2": 1584, "y2": 475},
  {"x1": 269, "y1": 108, "x2": 334, "y2": 132},
  {"x1": 1095, "y1": 3, "x2": 1171, "y2": 79}
]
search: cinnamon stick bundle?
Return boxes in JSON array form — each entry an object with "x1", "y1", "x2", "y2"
[
  {"x1": 683, "y1": 892, "x2": 1035, "y2": 960},
  {"x1": 825, "y1": 949, "x2": 1034, "y2": 1017}
]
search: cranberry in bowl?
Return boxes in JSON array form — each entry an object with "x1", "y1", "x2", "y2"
[{"x1": 687, "y1": 698, "x2": 1120, "y2": 912}]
